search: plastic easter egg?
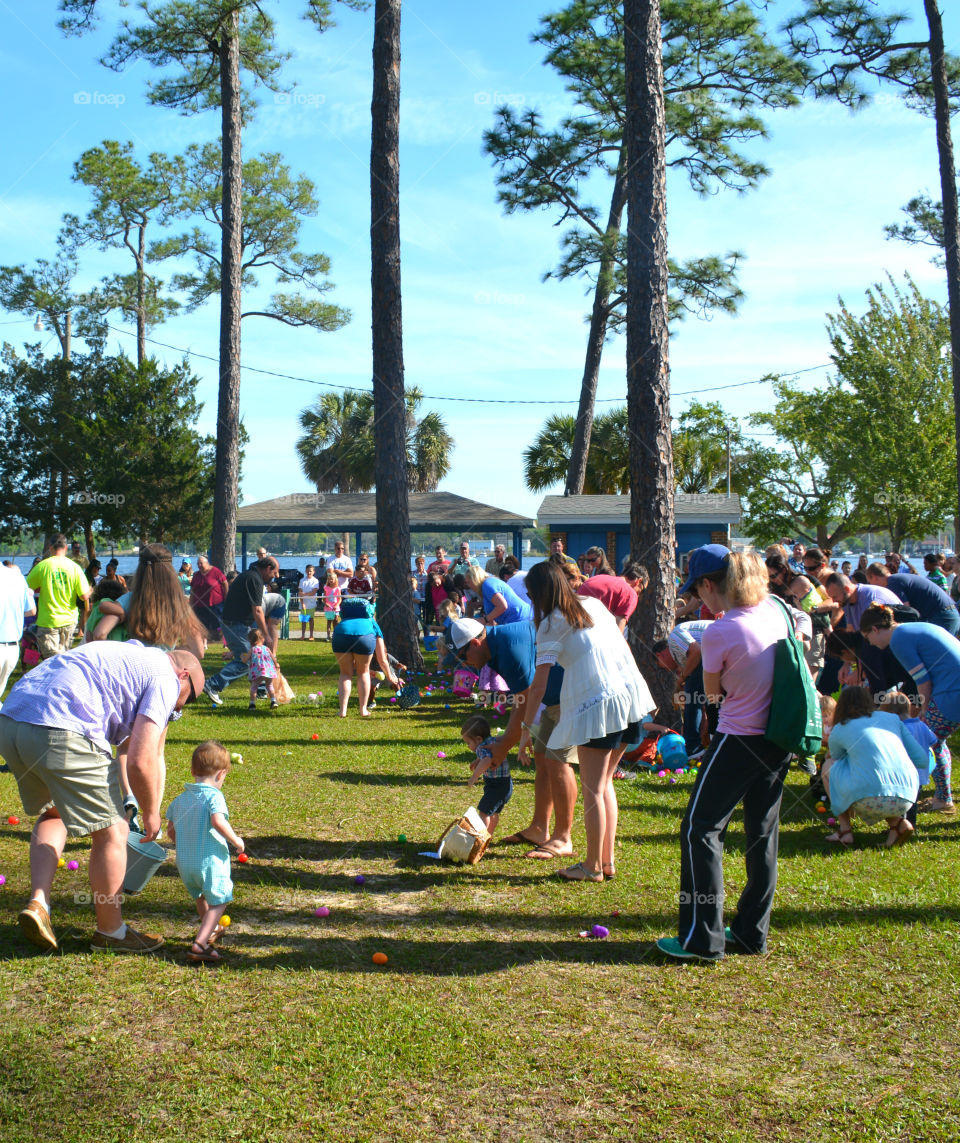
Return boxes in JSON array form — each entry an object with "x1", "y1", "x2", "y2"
[
  {"x1": 314, "y1": 906, "x2": 330, "y2": 917},
  {"x1": 58, "y1": 858, "x2": 66, "y2": 868},
  {"x1": 0, "y1": 875, "x2": 5, "y2": 886},
  {"x1": 308, "y1": 693, "x2": 318, "y2": 702},
  {"x1": 398, "y1": 833, "x2": 407, "y2": 844},
  {"x1": 311, "y1": 733, "x2": 319, "y2": 741},
  {"x1": 372, "y1": 951, "x2": 388, "y2": 965},
  {"x1": 237, "y1": 853, "x2": 249, "y2": 863},
  {"x1": 591, "y1": 924, "x2": 609, "y2": 939},
  {"x1": 67, "y1": 860, "x2": 79, "y2": 871},
  {"x1": 437, "y1": 751, "x2": 447, "y2": 759},
  {"x1": 221, "y1": 915, "x2": 231, "y2": 927},
  {"x1": 355, "y1": 874, "x2": 366, "y2": 886},
  {"x1": 7, "y1": 816, "x2": 19, "y2": 825}
]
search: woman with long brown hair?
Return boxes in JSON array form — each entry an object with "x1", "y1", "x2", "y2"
[
  {"x1": 516, "y1": 559, "x2": 655, "y2": 882},
  {"x1": 90, "y1": 544, "x2": 207, "y2": 825}
]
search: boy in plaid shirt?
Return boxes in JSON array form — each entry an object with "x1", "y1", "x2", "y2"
[{"x1": 462, "y1": 714, "x2": 512, "y2": 835}]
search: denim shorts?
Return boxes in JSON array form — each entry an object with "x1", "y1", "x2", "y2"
[
  {"x1": 478, "y1": 775, "x2": 513, "y2": 815},
  {"x1": 331, "y1": 631, "x2": 377, "y2": 656}
]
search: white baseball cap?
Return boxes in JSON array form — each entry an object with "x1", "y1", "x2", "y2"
[{"x1": 446, "y1": 618, "x2": 485, "y2": 651}]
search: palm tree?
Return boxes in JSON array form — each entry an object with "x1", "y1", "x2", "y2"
[
  {"x1": 296, "y1": 387, "x2": 452, "y2": 493},
  {"x1": 523, "y1": 407, "x2": 628, "y2": 493},
  {"x1": 296, "y1": 391, "x2": 374, "y2": 492}
]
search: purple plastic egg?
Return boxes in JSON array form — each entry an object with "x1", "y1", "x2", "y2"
[
  {"x1": 314, "y1": 905, "x2": 330, "y2": 917},
  {"x1": 354, "y1": 874, "x2": 366, "y2": 886},
  {"x1": 591, "y1": 924, "x2": 609, "y2": 939},
  {"x1": 67, "y1": 860, "x2": 79, "y2": 871}
]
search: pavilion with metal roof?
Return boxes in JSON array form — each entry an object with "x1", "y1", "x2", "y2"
[{"x1": 235, "y1": 491, "x2": 536, "y2": 568}]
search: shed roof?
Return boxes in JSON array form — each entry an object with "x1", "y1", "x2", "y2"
[
  {"x1": 537, "y1": 493, "x2": 742, "y2": 527},
  {"x1": 236, "y1": 491, "x2": 535, "y2": 532}
]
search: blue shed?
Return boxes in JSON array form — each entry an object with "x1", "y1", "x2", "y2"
[{"x1": 536, "y1": 494, "x2": 742, "y2": 573}]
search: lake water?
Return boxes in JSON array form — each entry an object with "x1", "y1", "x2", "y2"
[{"x1": 4, "y1": 550, "x2": 547, "y2": 577}]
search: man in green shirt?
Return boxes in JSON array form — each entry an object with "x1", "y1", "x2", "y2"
[{"x1": 26, "y1": 534, "x2": 92, "y2": 659}]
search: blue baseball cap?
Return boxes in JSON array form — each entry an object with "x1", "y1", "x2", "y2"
[{"x1": 679, "y1": 544, "x2": 730, "y2": 596}]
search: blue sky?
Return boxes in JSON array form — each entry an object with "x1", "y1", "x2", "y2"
[{"x1": 0, "y1": 0, "x2": 956, "y2": 524}]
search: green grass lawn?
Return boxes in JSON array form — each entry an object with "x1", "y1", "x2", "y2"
[{"x1": 1, "y1": 638, "x2": 959, "y2": 1142}]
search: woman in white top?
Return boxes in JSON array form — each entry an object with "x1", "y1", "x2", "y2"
[{"x1": 517, "y1": 560, "x2": 655, "y2": 882}]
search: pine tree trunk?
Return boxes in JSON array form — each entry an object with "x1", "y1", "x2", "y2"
[
  {"x1": 137, "y1": 223, "x2": 147, "y2": 367},
  {"x1": 624, "y1": 0, "x2": 676, "y2": 718},
  {"x1": 210, "y1": 11, "x2": 243, "y2": 574},
  {"x1": 924, "y1": 0, "x2": 960, "y2": 551},
  {"x1": 565, "y1": 145, "x2": 628, "y2": 496},
  {"x1": 371, "y1": 0, "x2": 421, "y2": 669}
]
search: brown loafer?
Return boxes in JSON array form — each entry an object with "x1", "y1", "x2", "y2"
[
  {"x1": 91, "y1": 926, "x2": 164, "y2": 954},
  {"x1": 18, "y1": 900, "x2": 57, "y2": 951}
]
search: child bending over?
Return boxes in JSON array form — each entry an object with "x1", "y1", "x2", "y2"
[
  {"x1": 166, "y1": 741, "x2": 244, "y2": 965},
  {"x1": 462, "y1": 714, "x2": 512, "y2": 836}
]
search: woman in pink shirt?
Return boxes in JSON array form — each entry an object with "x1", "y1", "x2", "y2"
[{"x1": 657, "y1": 546, "x2": 792, "y2": 963}]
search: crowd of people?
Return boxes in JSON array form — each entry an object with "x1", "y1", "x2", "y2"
[{"x1": 0, "y1": 528, "x2": 957, "y2": 964}]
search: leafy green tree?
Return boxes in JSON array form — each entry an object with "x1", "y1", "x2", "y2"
[
  {"x1": 0, "y1": 346, "x2": 219, "y2": 551},
  {"x1": 741, "y1": 277, "x2": 955, "y2": 550},
  {"x1": 784, "y1": 0, "x2": 960, "y2": 543},
  {"x1": 485, "y1": 0, "x2": 807, "y2": 494},
  {"x1": 86, "y1": 355, "x2": 219, "y2": 547},
  {"x1": 297, "y1": 388, "x2": 452, "y2": 494},
  {"x1": 738, "y1": 378, "x2": 862, "y2": 549},
  {"x1": 152, "y1": 142, "x2": 351, "y2": 333},
  {"x1": 59, "y1": 0, "x2": 361, "y2": 572},
  {"x1": 826, "y1": 275, "x2": 955, "y2": 551},
  {"x1": 673, "y1": 401, "x2": 744, "y2": 493},
  {"x1": 64, "y1": 140, "x2": 181, "y2": 365}
]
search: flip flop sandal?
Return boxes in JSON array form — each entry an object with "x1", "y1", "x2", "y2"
[
  {"x1": 602, "y1": 864, "x2": 616, "y2": 879},
  {"x1": 558, "y1": 862, "x2": 604, "y2": 883},
  {"x1": 187, "y1": 942, "x2": 222, "y2": 964},
  {"x1": 208, "y1": 924, "x2": 226, "y2": 947},
  {"x1": 500, "y1": 830, "x2": 543, "y2": 847},
  {"x1": 524, "y1": 845, "x2": 567, "y2": 860}
]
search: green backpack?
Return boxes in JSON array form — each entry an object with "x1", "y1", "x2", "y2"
[{"x1": 765, "y1": 597, "x2": 823, "y2": 756}]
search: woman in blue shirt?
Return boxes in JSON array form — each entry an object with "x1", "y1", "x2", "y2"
[
  {"x1": 861, "y1": 604, "x2": 960, "y2": 813},
  {"x1": 464, "y1": 567, "x2": 532, "y2": 626},
  {"x1": 331, "y1": 598, "x2": 400, "y2": 717},
  {"x1": 823, "y1": 686, "x2": 925, "y2": 847}
]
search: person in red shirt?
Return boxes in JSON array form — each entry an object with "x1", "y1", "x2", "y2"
[
  {"x1": 426, "y1": 545, "x2": 451, "y2": 576},
  {"x1": 190, "y1": 554, "x2": 228, "y2": 637},
  {"x1": 576, "y1": 566, "x2": 642, "y2": 632}
]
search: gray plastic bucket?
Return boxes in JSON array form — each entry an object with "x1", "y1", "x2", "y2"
[{"x1": 123, "y1": 834, "x2": 168, "y2": 895}]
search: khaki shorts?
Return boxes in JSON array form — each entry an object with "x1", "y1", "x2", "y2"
[
  {"x1": 34, "y1": 623, "x2": 77, "y2": 659},
  {"x1": 530, "y1": 704, "x2": 578, "y2": 766},
  {"x1": 0, "y1": 715, "x2": 123, "y2": 837}
]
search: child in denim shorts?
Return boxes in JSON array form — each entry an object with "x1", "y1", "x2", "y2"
[{"x1": 462, "y1": 714, "x2": 512, "y2": 836}]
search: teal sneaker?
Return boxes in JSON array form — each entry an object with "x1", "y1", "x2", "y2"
[
  {"x1": 724, "y1": 926, "x2": 767, "y2": 955},
  {"x1": 656, "y1": 936, "x2": 722, "y2": 963}
]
